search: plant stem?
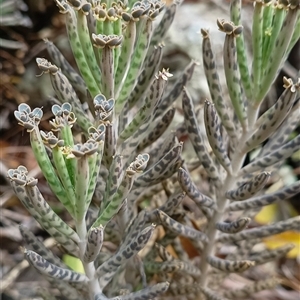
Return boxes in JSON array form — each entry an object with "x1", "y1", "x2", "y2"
[
  {"x1": 76, "y1": 218, "x2": 102, "y2": 299},
  {"x1": 199, "y1": 131, "x2": 252, "y2": 286}
]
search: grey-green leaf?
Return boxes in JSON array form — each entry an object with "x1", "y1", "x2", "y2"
[{"x1": 24, "y1": 249, "x2": 88, "y2": 282}]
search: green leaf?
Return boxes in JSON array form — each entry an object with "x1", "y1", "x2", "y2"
[
  {"x1": 257, "y1": 7, "x2": 298, "y2": 103},
  {"x1": 230, "y1": 0, "x2": 253, "y2": 100},
  {"x1": 63, "y1": 254, "x2": 85, "y2": 274},
  {"x1": 64, "y1": 4, "x2": 100, "y2": 97}
]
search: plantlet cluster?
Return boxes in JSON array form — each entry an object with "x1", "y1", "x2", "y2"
[{"x1": 7, "y1": 0, "x2": 300, "y2": 299}]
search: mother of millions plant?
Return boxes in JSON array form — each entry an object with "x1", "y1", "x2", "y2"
[{"x1": 7, "y1": 0, "x2": 300, "y2": 299}]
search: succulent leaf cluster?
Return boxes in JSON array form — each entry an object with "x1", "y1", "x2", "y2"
[
  {"x1": 7, "y1": 0, "x2": 300, "y2": 299},
  {"x1": 0, "y1": 0, "x2": 32, "y2": 49}
]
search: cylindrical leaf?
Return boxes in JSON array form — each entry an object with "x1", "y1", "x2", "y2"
[
  {"x1": 83, "y1": 225, "x2": 104, "y2": 263},
  {"x1": 207, "y1": 255, "x2": 255, "y2": 272},
  {"x1": 24, "y1": 249, "x2": 87, "y2": 282},
  {"x1": 216, "y1": 218, "x2": 250, "y2": 234},
  {"x1": 226, "y1": 172, "x2": 270, "y2": 201}
]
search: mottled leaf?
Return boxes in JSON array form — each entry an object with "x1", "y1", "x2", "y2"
[
  {"x1": 216, "y1": 218, "x2": 250, "y2": 234},
  {"x1": 240, "y1": 134, "x2": 300, "y2": 175},
  {"x1": 83, "y1": 225, "x2": 104, "y2": 263},
  {"x1": 116, "y1": 18, "x2": 153, "y2": 114},
  {"x1": 223, "y1": 278, "x2": 278, "y2": 299},
  {"x1": 228, "y1": 180, "x2": 300, "y2": 211},
  {"x1": 77, "y1": 7, "x2": 101, "y2": 89},
  {"x1": 44, "y1": 39, "x2": 87, "y2": 95},
  {"x1": 103, "y1": 122, "x2": 116, "y2": 168},
  {"x1": 207, "y1": 256, "x2": 255, "y2": 272},
  {"x1": 63, "y1": 3, "x2": 100, "y2": 97},
  {"x1": 134, "y1": 143, "x2": 182, "y2": 188},
  {"x1": 204, "y1": 100, "x2": 232, "y2": 173},
  {"x1": 178, "y1": 168, "x2": 215, "y2": 210},
  {"x1": 97, "y1": 225, "x2": 155, "y2": 288},
  {"x1": 155, "y1": 61, "x2": 196, "y2": 118},
  {"x1": 230, "y1": 0, "x2": 252, "y2": 99},
  {"x1": 200, "y1": 287, "x2": 229, "y2": 300},
  {"x1": 157, "y1": 209, "x2": 208, "y2": 243},
  {"x1": 244, "y1": 78, "x2": 298, "y2": 152},
  {"x1": 146, "y1": 192, "x2": 185, "y2": 223},
  {"x1": 201, "y1": 28, "x2": 237, "y2": 139},
  {"x1": 128, "y1": 44, "x2": 163, "y2": 109},
  {"x1": 226, "y1": 172, "x2": 270, "y2": 201},
  {"x1": 257, "y1": 7, "x2": 299, "y2": 103},
  {"x1": 251, "y1": 1, "x2": 264, "y2": 94},
  {"x1": 260, "y1": 102, "x2": 300, "y2": 156},
  {"x1": 112, "y1": 282, "x2": 169, "y2": 300},
  {"x1": 219, "y1": 20, "x2": 247, "y2": 128},
  {"x1": 115, "y1": 20, "x2": 136, "y2": 97},
  {"x1": 137, "y1": 107, "x2": 175, "y2": 151},
  {"x1": 24, "y1": 249, "x2": 87, "y2": 282},
  {"x1": 218, "y1": 216, "x2": 300, "y2": 243},
  {"x1": 19, "y1": 225, "x2": 68, "y2": 269},
  {"x1": 182, "y1": 88, "x2": 219, "y2": 184},
  {"x1": 248, "y1": 243, "x2": 294, "y2": 265},
  {"x1": 118, "y1": 71, "x2": 168, "y2": 142}
]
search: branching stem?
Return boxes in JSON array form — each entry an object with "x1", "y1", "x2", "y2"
[
  {"x1": 76, "y1": 218, "x2": 102, "y2": 299},
  {"x1": 199, "y1": 130, "x2": 252, "y2": 286}
]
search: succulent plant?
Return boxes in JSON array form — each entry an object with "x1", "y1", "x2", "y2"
[
  {"x1": 7, "y1": 0, "x2": 300, "y2": 299},
  {"x1": 0, "y1": 0, "x2": 32, "y2": 49}
]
